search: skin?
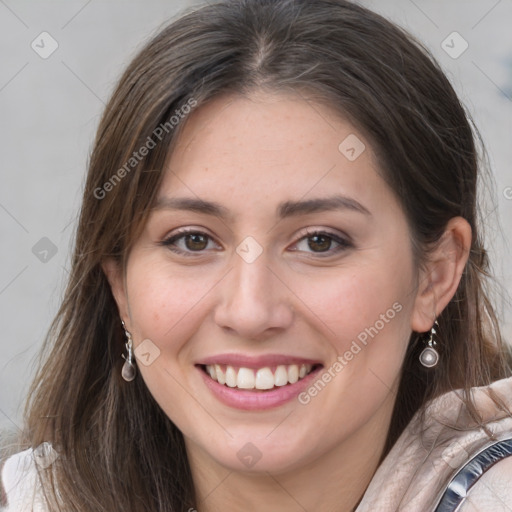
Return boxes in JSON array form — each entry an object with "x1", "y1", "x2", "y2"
[{"x1": 104, "y1": 90, "x2": 471, "y2": 511}]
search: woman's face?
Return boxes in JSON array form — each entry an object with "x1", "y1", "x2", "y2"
[{"x1": 109, "y1": 91, "x2": 425, "y2": 473}]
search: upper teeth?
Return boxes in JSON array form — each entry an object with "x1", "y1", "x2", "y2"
[{"x1": 205, "y1": 364, "x2": 314, "y2": 390}]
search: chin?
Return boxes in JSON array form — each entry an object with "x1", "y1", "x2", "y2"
[{"x1": 201, "y1": 433, "x2": 313, "y2": 474}]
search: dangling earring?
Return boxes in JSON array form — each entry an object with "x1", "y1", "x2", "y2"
[
  {"x1": 419, "y1": 320, "x2": 440, "y2": 368},
  {"x1": 121, "y1": 320, "x2": 137, "y2": 381}
]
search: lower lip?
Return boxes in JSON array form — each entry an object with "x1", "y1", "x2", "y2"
[{"x1": 197, "y1": 365, "x2": 323, "y2": 410}]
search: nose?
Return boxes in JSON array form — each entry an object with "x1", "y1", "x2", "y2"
[{"x1": 213, "y1": 249, "x2": 294, "y2": 341}]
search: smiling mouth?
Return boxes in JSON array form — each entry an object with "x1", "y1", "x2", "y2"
[{"x1": 201, "y1": 363, "x2": 322, "y2": 391}]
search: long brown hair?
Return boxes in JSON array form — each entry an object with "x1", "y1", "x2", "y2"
[{"x1": 16, "y1": 0, "x2": 512, "y2": 510}]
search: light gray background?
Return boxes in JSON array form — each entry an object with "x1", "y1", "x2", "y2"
[{"x1": 1, "y1": 0, "x2": 511, "y2": 435}]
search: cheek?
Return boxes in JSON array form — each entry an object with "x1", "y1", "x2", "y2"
[
  {"x1": 279, "y1": 265, "x2": 414, "y2": 458},
  {"x1": 124, "y1": 259, "x2": 218, "y2": 429},
  {"x1": 298, "y1": 263, "x2": 412, "y2": 349},
  {"x1": 126, "y1": 258, "x2": 216, "y2": 344},
  {"x1": 293, "y1": 257, "x2": 415, "y2": 417}
]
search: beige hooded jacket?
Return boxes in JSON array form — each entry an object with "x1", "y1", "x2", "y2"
[{"x1": 2, "y1": 376, "x2": 512, "y2": 511}]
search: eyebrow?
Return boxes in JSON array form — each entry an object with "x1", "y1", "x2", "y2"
[{"x1": 153, "y1": 194, "x2": 371, "y2": 220}]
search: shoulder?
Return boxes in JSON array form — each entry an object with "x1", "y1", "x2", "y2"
[
  {"x1": 459, "y1": 456, "x2": 512, "y2": 511},
  {"x1": 1, "y1": 447, "x2": 47, "y2": 512},
  {"x1": 356, "y1": 377, "x2": 512, "y2": 511},
  {"x1": 444, "y1": 434, "x2": 512, "y2": 512},
  {"x1": 419, "y1": 377, "x2": 512, "y2": 511}
]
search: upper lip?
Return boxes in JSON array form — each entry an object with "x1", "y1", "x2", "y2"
[{"x1": 196, "y1": 354, "x2": 323, "y2": 369}]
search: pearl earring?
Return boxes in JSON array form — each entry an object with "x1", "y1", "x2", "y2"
[{"x1": 419, "y1": 320, "x2": 440, "y2": 368}]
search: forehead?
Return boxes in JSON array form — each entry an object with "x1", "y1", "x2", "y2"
[{"x1": 157, "y1": 91, "x2": 394, "y2": 220}]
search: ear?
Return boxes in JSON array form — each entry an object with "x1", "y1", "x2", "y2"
[
  {"x1": 102, "y1": 257, "x2": 130, "y2": 325},
  {"x1": 411, "y1": 216, "x2": 472, "y2": 333}
]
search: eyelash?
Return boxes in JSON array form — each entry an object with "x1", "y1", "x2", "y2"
[{"x1": 159, "y1": 227, "x2": 352, "y2": 258}]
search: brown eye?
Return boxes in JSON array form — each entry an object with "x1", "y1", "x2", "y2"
[
  {"x1": 307, "y1": 233, "x2": 333, "y2": 252},
  {"x1": 183, "y1": 233, "x2": 209, "y2": 251},
  {"x1": 160, "y1": 230, "x2": 218, "y2": 256},
  {"x1": 292, "y1": 230, "x2": 352, "y2": 257}
]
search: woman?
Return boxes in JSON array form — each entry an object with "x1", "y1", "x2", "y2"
[{"x1": 2, "y1": 0, "x2": 512, "y2": 510}]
